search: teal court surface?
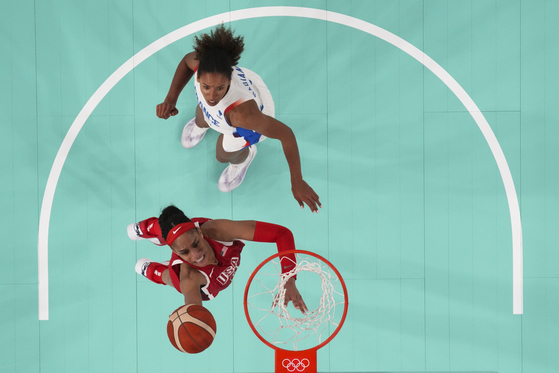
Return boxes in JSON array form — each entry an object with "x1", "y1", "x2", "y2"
[{"x1": 1, "y1": 0, "x2": 559, "y2": 372}]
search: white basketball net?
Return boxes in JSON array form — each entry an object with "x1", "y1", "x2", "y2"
[{"x1": 246, "y1": 253, "x2": 346, "y2": 350}]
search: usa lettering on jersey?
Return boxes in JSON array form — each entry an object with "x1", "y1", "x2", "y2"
[{"x1": 216, "y1": 257, "x2": 239, "y2": 286}]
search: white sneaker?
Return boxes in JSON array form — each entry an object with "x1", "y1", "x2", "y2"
[
  {"x1": 127, "y1": 223, "x2": 165, "y2": 246},
  {"x1": 181, "y1": 117, "x2": 208, "y2": 149},
  {"x1": 218, "y1": 145, "x2": 257, "y2": 192},
  {"x1": 135, "y1": 258, "x2": 152, "y2": 277},
  {"x1": 135, "y1": 258, "x2": 169, "y2": 276}
]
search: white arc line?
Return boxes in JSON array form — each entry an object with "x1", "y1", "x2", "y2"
[{"x1": 38, "y1": 6, "x2": 523, "y2": 320}]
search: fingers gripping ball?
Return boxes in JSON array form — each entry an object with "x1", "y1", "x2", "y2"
[{"x1": 167, "y1": 304, "x2": 217, "y2": 353}]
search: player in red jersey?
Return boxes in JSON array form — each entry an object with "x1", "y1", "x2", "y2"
[{"x1": 128, "y1": 205, "x2": 307, "y2": 312}]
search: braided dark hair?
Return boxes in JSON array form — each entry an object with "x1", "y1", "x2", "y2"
[
  {"x1": 194, "y1": 24, "x2": 244, "y2": 79},
  {"x1": 159, "y1": 205, "x2": 191, "y2": 240}
]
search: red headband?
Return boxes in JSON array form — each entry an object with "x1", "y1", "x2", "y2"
[{"x1": 166, "y1": 222, "x2": 196, "y2": 245}]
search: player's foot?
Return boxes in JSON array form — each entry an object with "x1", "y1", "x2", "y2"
[
  {"x1": 218, "y1": 145, "x2": 257, "y2": 192},
  {"x1": 127, "y1": 223, "x2": 165, "y2": 246},
  {"x1": 181, "y1": 117, "x2": 208, "y2": 149},
  {"x1": 135, "y1": 258, "x2": 169, "y2": 285}
]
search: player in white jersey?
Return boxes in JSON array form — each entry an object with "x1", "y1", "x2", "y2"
[{"x1": 156, "y1": 25, "x2": 321, "y2": 213}]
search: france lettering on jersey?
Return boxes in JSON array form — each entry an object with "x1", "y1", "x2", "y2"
[{"x1": 194, "y1": 66, "x2": 265, "y2": 144}]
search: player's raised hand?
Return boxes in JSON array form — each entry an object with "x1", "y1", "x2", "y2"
[
  {"x1": 291, "y1": 179, "x2": 322, "y2": 213},
  {"x1": 156, "y1": 101, "x2": 179, "y2": 119},
  {"x1": 283, "y1": 277, "x2": 308, "y2": 314}
]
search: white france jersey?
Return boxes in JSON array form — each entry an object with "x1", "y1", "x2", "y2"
[{"x1": 193, "y1": 66, "x2": 275, "y2": 136}]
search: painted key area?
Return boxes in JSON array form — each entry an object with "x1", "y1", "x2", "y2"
[{"x1": 1, "y1": 1, "x2": 558, "y2": 372}]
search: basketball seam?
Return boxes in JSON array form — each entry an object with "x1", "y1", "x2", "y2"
[
  {"x1": 178, "y1": 322, "x2": 205, "y2": 352},
  {"x1": 178, "y1": 306, "x2": 216, "y2": 352},
  {"x1": 172, "y1": 318, "x2": 188, "y2": 353},
  {"x1": 182, "y1": 308, "x2": 217, "y2": 338}
]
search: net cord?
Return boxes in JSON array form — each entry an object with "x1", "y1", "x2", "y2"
[{"x1": 246, "y1": 254, "x2": 344, "y2": 350}]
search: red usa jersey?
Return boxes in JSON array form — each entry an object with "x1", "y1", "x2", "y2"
[{"x1": 168, "y1": 218, "x2": 245, "y2": 301}]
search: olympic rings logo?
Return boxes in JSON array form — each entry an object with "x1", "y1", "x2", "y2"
[{"x1": 282, "y1": 358, "x2": 310, "y2": 372}]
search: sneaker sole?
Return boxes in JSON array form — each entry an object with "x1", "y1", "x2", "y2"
[
  {"x1": 218, "y1": 146, "x2": 257, "y2": 192},
  {"x1": 127, "y1": 223, "x2": 166, "y2": 245},
  {"x1": 135, "y1": 258, "x2": 151, "y2": 275},
  {"x1": 181, "y1": 118, "x2": 208, "y2": 149},
  {"x1": 127, "y1": 223, "x2": 142, "y2": 241}
]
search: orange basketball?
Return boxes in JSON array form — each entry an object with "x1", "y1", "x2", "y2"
[{"x1": 167, "y1": 304, "x2": 217, "y2": 353}]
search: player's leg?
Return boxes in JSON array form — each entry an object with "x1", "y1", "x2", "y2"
[
  {"x1": 216, "y1": 134, "x2": 257, "y2": 192},
  {"x1": 135, "y1": 258, "x2": 171, "y2": 286},
  {"x1": 127, "y1": 217, "x2": 166, "y2": 246},
  {"x1": 195, "y1": 105, "x2": 209, "y2": 128},
  {"x1": 181, "y1": 106, "x2": 209, "y2": 148},
  {"x1": 216, "y1": 134, "x2": 249, "y2": 164},
  {"x1": 161, "y1": 269, "x2": 173, "y2": 287}
]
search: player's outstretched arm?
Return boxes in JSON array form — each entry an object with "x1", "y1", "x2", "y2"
[
  {"x1": 200, "y1": 219, "x2": 257, "y2": 242},
  {"x1": 227, "y1": 101, "x2": 322, "y2": 212},
  {"x1": 204, "y1": 220, "x2": 308, "y2": 314},
  {"x1": 202, "y1": 220, "x2": 294, "y2": 249},
  {"x1": 156, "y1": 52, "x2": 198, "y2": 119},
  {"x1": 179, "y1": 264, "x2": 206, "y2": 306},
  {"x1": 203, "y1": 220, "x2": 297, "y2": 272}
]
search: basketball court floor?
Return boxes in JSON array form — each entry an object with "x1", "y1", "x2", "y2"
[{"x1": 1, "y1": 0, "x2": 558, "y2": 372}]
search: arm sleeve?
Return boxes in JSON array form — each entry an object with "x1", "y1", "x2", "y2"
[{"x1": 252, "y1": 221, "x2": 297, "y2": 276}]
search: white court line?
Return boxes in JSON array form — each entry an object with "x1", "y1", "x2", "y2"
[{"x1": 38, "y1": 6, "x2": 523, "y2": 320}]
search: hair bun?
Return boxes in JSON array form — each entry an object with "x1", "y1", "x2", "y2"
[
  {"x1": 159, "y1": 205, "x2": 191, "y2": 240},
  {"x1": 194, "y1": 24, "x2": 245, "y2": 79}
]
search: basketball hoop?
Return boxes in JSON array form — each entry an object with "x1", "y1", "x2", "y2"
[{"x1": 244, "y1": 250, "x2": 348, "y2": 373}]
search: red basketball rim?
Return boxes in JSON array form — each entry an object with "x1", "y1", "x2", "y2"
[{"x1": 243, "y1": 249, "x2": 349, "y2": 352}]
